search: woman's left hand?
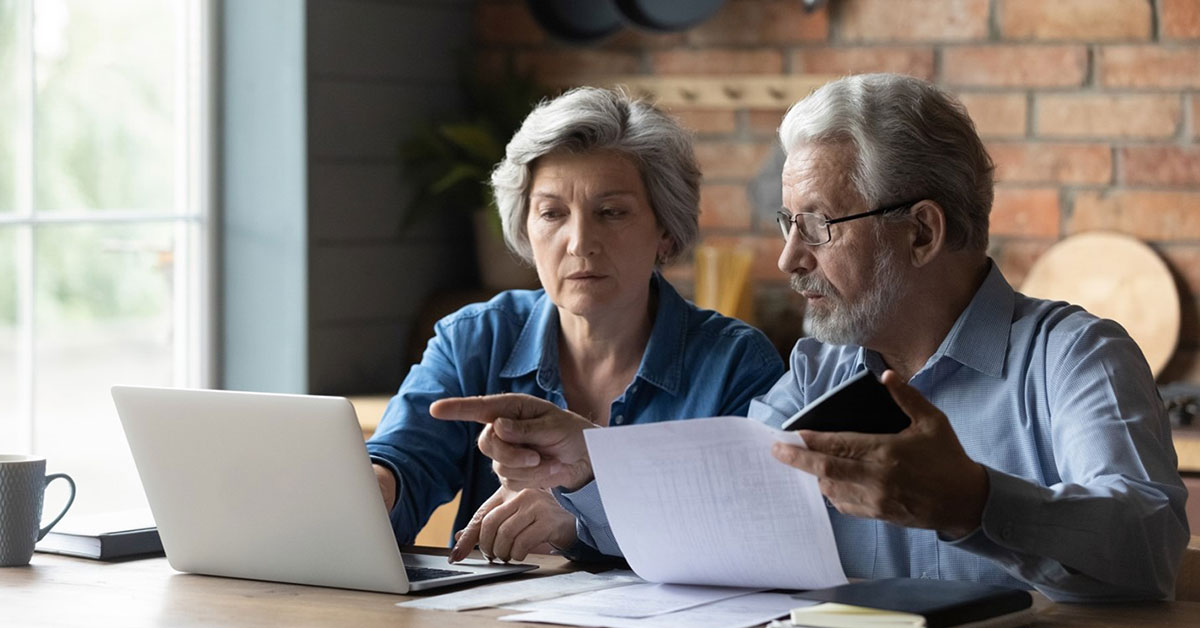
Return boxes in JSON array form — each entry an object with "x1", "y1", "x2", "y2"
[{"x1": 450, "y1": 486, "x2": 577, "y2": 563}]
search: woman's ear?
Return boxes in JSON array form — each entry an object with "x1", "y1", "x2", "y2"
[
  {"x1": 907, "y1": 200, "x2": 946, "y2": 268},
  {"x1": 656, "y1": 231, "x2": 674, "y2": 265}
]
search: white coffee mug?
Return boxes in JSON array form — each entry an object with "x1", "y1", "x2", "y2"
[{"x1": 0, "y1": 455, "x2": 76, "y2": 567}]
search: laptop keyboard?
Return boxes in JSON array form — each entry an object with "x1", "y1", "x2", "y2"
[{"x1": 405, "y1": 566, "x2": 472, "y2": 582}]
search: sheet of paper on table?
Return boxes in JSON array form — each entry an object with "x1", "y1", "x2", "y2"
[
  {"x1": 584, "y1": 416, "x2": 847, "y2": 589},
  {"x1": 500, "y1": 592, "x2": 815, "y2": 628},
  {"x1": 397, "y1": 570, "x2": 643, "y2": 611},
  {"x1": 504, "y1": 582, "x2": 758, "y2": 618}
]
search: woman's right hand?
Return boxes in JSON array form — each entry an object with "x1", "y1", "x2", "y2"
[
  {"x1": 430, "y1": 393, "x2": 597, "y2": 491},
  {"x1": 372, "y1": 463, "x2": 397, "y2": 512},
  {"x1": 450, "y1": 485, "x2": 577, "y2": 563}
]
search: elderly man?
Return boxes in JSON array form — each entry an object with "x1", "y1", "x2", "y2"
[{"x1": 433, "y1": 73, "x2": 1188, "y2": 602}]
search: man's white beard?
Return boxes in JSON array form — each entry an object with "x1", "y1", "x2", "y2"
[{"x1": 792, "y1": 243, "x2": 904, "y2": 346}]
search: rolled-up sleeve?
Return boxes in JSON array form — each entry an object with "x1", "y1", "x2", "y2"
[
  {"x1": 950, "y1": 322, "x2": 1189, "y2": 602},
  {"x1": 366, "y1": 319, "x2": 476, "y2": 544},
  {"x1": 553, "y1": 482, "x2": 622, "y2": 559}
]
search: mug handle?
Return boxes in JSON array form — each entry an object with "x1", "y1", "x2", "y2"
[{"x1": 37, "y1": 473, "x2": 77, "y2": 541}]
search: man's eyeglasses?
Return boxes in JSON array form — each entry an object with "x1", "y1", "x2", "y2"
[{"x1": 775, "y1": 200, "x2": 920, "y2": 245}]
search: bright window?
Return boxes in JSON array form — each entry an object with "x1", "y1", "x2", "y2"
[{"x1": 0, "y1": 0, "x2": 213, "y2": 516}]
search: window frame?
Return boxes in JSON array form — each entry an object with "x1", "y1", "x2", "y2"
[{"x1": 0, "y1": 0, "x2": 217, "y2": 451}]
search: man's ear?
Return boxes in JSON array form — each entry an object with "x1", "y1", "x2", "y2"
[{"x1": 907, "y1": 200, "x2": 946, "y2": 268}]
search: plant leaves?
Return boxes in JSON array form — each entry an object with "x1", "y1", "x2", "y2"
[
  {"x1": 437, "y1": 123, "x2": 502, "y2": 164},
  {"x1": 429, "y1": 163, "x2": 485, "y2": 196}
]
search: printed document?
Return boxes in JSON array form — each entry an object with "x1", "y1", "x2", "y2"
[
  {"x1": 584, "y1": 416, "x2": 847, "y2": 589},
  {"x1": 505, "y1": 582, "x2": 755, "y2": 617},
  {"x1": 397, "y1": 571, "x2": 641, "y2": 611},
  {"x1": 500, "y1": 592, "x2": 814, "y2": 628}
]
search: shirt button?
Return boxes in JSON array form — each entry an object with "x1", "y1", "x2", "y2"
[
  {"x1": 1001, "y1": 523, "x2": 1014, "y2": 540},
  {"x1": 613, "y1": 415, "x2": 624, "y2": 425}
]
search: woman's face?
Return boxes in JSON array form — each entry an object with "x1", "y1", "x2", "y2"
[{"x1": 526, "y1": 150, "x2": 670, "y2": 321}]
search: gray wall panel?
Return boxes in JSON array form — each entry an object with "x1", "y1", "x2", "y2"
[
  {"x1": 309, "y1": 241, "x2": 473, "y2": 324},
  {"x1": 309, "y1": 162, "x2": 407, "y2": 241},
  {"x1": 308, "y1": 0, "x2": 470, "y2": 81},
  {"x1": 309, "y1": 321, "x2": 413, "y2": 395},
  {"x1": 308, "y1": 82, "x2": 461, "y2": 160},
  {"x1": 305, "y1": 0, "x2": 474, "y2": 394}
]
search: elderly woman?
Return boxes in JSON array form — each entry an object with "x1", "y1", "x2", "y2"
[{"x1": 366, "y1": 87, "x2": 783, "y2": 563}]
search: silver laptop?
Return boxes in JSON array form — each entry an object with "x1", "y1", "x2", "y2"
[{"x1": 111, "y1": 386, "x2": 536, "y2": 594}]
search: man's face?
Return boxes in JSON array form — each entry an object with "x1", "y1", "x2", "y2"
[{"x1": 779, "y1": 142, "x2": 906, "y2": 346}]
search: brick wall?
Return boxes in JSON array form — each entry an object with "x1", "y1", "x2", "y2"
[{"x1": 474, "y1": 0, "x2": 1200, "y2": 384}]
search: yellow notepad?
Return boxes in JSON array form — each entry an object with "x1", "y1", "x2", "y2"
[{"x1": 791, "y1": 602, "x2": 926, "y2": 626}]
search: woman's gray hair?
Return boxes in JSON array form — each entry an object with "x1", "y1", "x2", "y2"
[
  {"x1": 491, "y1": 86, "x2": 701, "y2": 264},
  {"x1": 779, "y1": 73, "x2": 994, "y2": 253}
]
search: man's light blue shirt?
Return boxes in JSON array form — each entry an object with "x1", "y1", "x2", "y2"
[
  {"x1": 561, "y1": 263, "x2": 1188, "y2": 601},
  {"x1": 366, "y1": 273, "x2": 784, "y2": 552}
]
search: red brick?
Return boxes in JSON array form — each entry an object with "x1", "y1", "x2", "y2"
[
  {"x1": 1036, "y1": 94, "x2": 1181, "y2": 139},
  {"x1": 1120, "y1": 146, "x2": 1200, "y2": 186},
  {"x1": 1068, "y1": 190, "x2": 1200, "y2": 240},
  {"x1": 703, "y1": 235, "x2": 787, "y2": 281},
  {"x1": 650, "y1": 49, "x2": 784, "y2": 76},
  {"x1": 475, "y1": 1, "x2": 545, "y2": 45},
  {"x1": 1163, "y1": 0, "x2": 1200, "y2": 40},
  {"x1": 988, "y1": 238, "x2": 1055, "y2": 289},
  {"x1": 997, "y1": 0, "x2": 1151, "y2": 41},
  {"x1": 832, "y1": 0, "x2": 988, "y2": 42},
  {"x1": 687, "y1": 0, "x2": 828, "y2": 45},
  {"x1": 513, "y1": 50, "x2": 641, "y2": 82},
  {"x1": 988, "y1": 142, "x2": 1112, "y2": 184},
  {"x1": 748, "y1": 108, "x2": 788, "y2": 138},
  {"x1": 699, "y1": 184, "x2": 753, "y2": 230},
  {"x1": 956, "y1": 92, "x2": 1027, "y2": 137},
  {"x1": 667, "y1": 107, "x2": 738, "y2": 135},
  {"x1": 789, "y1": 47, "x2": 935, "y2": 81},
  {"x1": 1100, "y1": 46, "x2": 1200, "y2": 88},
  {"x1": 990, "y1": 187, "x2": 1060, "y2": 237},
  {"x1": 943, "y1": 45, "x2": 1088, "y2": 88},
  {"x1": 601, "y1": 29, "x2": 686, "y2": 49},
  {"x1": 695, "y1": 141, "x2": 774, "y2": 179}
]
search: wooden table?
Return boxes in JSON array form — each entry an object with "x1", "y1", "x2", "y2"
[{"x1": 4, "y1": 550, "x2": 1200, "y2": 627}]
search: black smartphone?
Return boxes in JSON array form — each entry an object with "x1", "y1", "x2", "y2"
[{"x1": 780, "y1": 369, "x2": 911, "y2": 434}]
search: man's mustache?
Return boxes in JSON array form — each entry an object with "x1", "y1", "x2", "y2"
[{"x1": 790, "y1": 273, "x2": 833, "y2": 295}]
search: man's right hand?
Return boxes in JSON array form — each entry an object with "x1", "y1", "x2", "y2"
[{"x1": 430, "y1": 393, "x2": 597, "y2": 491}]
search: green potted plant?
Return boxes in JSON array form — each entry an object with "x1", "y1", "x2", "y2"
[{"x1": 400, "y1": 70, "x2": 547, "y2": 290}]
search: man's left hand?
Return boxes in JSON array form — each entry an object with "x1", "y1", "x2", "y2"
[
  {"x1": 430, "y1": 393, "x2": 597, "y2": 492},
  {"x1": 771, "y1": 370, "x2": 989, "y2": 539}
]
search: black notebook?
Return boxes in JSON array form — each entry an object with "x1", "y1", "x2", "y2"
[
  {"x1": 787, "y1": 578, "x2": 1035, "y2": 628},
  {"x1": 35, "y1": 510, "x2": 164, "y2": 561}
]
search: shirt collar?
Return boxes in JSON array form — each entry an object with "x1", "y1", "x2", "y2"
[
  {"x1": 933, "y1": 260, "x2": 1013, "y2": 378},
  {"x1": 499, "y1": 273, "x2": 688, "y2": 396},
  {"x1": 862, "y1": 260, "x2": 1012, "y2": 380},
  {"x1": 635, "y1": 273, "x2": 687, "y2": 396},
  {"x1": 501, "y1": 290, "x2": 559, "y2": 388}
]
